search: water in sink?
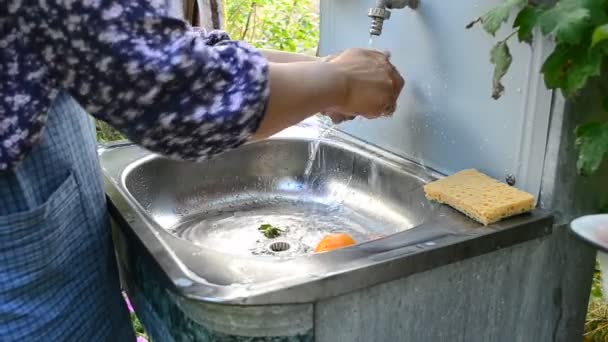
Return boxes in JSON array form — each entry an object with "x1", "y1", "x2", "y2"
[
  {"x1": 168, "y1": 196, "x2": 381, "y2": 258},
  {"x1": 124, "y1": 136, "x2": 432, "y2": 260}
]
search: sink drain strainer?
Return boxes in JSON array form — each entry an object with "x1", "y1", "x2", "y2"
[
  {"x1": 255, "y1": 238, "x2": 304, "y2": 256},
  {"x1": 269, "y1": 241, "x2": 291, "y2": 252}
]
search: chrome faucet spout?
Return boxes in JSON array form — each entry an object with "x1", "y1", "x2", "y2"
[{"x1": 368, "y1": 0, "x2": 419, "y2": 36}]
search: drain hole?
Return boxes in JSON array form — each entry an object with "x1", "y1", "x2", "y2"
[{"x1": 269, "y1": 241, "x2": 291, "y2": 252}]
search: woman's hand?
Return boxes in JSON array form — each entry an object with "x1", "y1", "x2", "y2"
[
  {"x1": 327, "y1": 48, "x2": 404, "y2": 119},
  {"x1": 252, "y1": 48, "x2": 404, "y2": 140}
]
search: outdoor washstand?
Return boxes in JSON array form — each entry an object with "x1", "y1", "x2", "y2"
[{"x1": 100, "y1": 0, "x2": 607, "y2": 341}]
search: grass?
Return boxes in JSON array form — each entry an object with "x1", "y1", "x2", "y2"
[
  {"x1": 584, "y1": 262, "x2": 608, "y2": 341},
  {"x1": 132, "y1": 312, "x2": 149, "y2": 342},
  {"x1": 123, "y1": 291, "x2": 150, "y2": 341}
]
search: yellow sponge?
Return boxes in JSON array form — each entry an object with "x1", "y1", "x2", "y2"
[{"x1": 424, "y1": 169, "x2": 535, "y2": 225}]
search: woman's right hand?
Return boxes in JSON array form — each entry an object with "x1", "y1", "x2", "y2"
[
  {"x1": 327, "y1": 48, "x2": 404, "y2": 119},
  {"x1": 253, "y1": 48, "x2": 404, "y2": 140}
]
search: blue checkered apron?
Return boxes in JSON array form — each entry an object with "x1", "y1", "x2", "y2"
[{"x1": 0, "y1": 92, "x2": 134, "y2": 341}]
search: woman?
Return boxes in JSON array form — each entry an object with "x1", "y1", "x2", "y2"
[{"x1": 0, "y1": 0, "x2": 403, "y2": 340}]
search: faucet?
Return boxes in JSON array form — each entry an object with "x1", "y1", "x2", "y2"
[{"x1": 368, "y1": 0, "x2": 419, "y2": 36}]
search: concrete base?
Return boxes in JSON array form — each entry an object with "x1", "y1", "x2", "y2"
[
  {"x1": 315, "y1": 226, "x2": 595, "y2": 342},
  {"x1": 114, "y1": 215, "x2": 594, "y2": 341}
]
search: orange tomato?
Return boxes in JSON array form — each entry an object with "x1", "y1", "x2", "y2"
[{"x1": 314, "y1": 233, "x2": 356, "y2": 253}]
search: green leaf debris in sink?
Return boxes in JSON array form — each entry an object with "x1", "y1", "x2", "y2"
[{"x1": 258, "y1": 224, "x2": 284, "y2": 239}]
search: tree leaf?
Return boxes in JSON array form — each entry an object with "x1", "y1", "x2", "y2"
[
  {"x1": 541, "y1": 43, "x2": 603, "y2": 96},
  {"x1": 585, "y1": 0, "x2": 608, "y2": 25},
  {"x1": 575, "y1": 121, "x2": 608, "y2": 175},
  {"x1": 513, "y1": 6, "x2": 541, "y2": 44},
  {"x1": 537, "y1": 0, "x2": 593, "y2": 44},
  {"x1": 480, "y1": 0, "x2": 526, "y2": 36},
  {"x1": 591, "y1": 24, "x2": 608, "y2": 48},
  {"x1": 490, "y1": 41, "x2": 513, "y2": 99},
  {"x1": 541, "y1": 43, "x2": 571, "y2": 89},
  {"x1": 564, "y1": 49, "x2": 602, "y2": 96}
]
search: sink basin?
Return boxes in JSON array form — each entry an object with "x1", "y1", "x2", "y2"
[
  {"x1": 125, "y1": 133, "x2": 435, "y2": 258},
  {"x1": 100, "y1": 118, "x2": 552, "y2": 305}
]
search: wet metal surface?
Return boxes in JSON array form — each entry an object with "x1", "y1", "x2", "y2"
[{"x1": 100, "y1": 117, "x2": 553, "y2": 305}]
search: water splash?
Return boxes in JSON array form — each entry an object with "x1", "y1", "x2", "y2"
[{"x1": 302, "y1": 119, "x2": 334, "y2": 185}]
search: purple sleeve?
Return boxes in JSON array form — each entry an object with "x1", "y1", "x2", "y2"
[{"x1": 37, "y1": 0, "x2": 270, "y2": 160}]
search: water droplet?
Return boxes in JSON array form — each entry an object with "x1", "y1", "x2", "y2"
[{"x1": 175, "y1": 278, "x2": 193, "y2": 287}]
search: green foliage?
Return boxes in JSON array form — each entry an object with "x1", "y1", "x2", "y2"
[
  {"x1": 537, "y1": 0, "x2": 594, "y2": 45},
  {"x1": 541, "y1": 43, "x2": 602, "y2": 96},
  {"x1": 224, "y1": 0, "x2": 319, "y2": 53},
  {"x1": 513, "y1": 6, "x2": 540, "y2": 43},
  {"x1": 576, "y1": 121, "x2": 608, "y2": 175},
  {"x1": 132, "y1": 312, "x2": 151, "y2": 341},
  {"x1": 96, "y1": 120, "x2": 124, "y2": 143},
  {"x1": 592, "y1": 23, "x2": 608, "y2": 47},
  {"x1": 592, "y1": 260, "x2": 604, "y2": 301},
  {"x1": 467, "y1": 0, "x2": 608, "y2": 176},
  {"x1": 470, "y1": 0, "x2": 526, "y2": 36}
]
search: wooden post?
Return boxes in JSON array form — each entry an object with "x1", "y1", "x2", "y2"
[
  {"x1": 182, "y1": 0, "x2": 224, "y2": 30},
  {"x1": 182, "y1": 0, "x2": 198, "y2": 25}
]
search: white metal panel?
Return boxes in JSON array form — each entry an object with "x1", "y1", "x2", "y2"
[{"x1": 319, "y1": 0, "x2": 552, "y2": 200}]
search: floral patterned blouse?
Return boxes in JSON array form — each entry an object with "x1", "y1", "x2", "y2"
[{"x1": 0, "y1": 0, "x2": 270, "y2": 170}]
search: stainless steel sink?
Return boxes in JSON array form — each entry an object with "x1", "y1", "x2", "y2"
[
  {"x1": 100, "y1": 118, "x2": 552, "y2": 305},
  {"x1": 124, "y1": 128, "x2": 436, "y2": 256}
]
